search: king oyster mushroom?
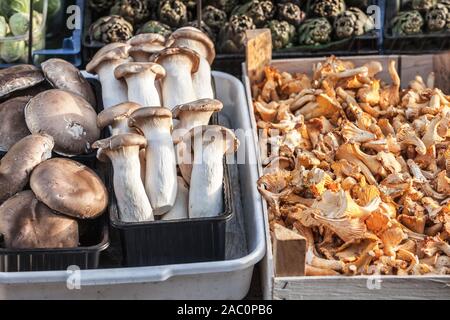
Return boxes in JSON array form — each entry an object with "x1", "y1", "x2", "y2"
[
  {"x1": 0, "y1": 190, "x2": 79, "y2": 249},
  {"x1": 25, "y1": 89, "x2": 100, "y2": 156},
  {"x1": 161, "y1": 176, "x2": 189, "y2": 220},
  {"x1": 129, "y1": 107, "x2": 177, "y2": 214},
  {"x1": 41, "y1": 58, "x2": 97, "y2": 107},
  {"x1": 86, "y1": 43, "x2": 131, "y2": 109},
  {"x1": 114, "y1": 62, "x2": 166, "y2": 106},
  {"x1": 0, "y1": 65, "x2": 45, "y2": 100},
  {"x1": 0, "y1": 96, "x2": 31, "y2": 151},
  {"x1": 180, "y1": 125, "x2": 239, "y2": 218},
  {"x1": 97, "y1": 102, "x2": 142, "y2": 135},
  {"x1": 93, "y1": 133, "x2": 153, "y2": 222},
  {"x1": 0, "y1": 134, "x2": 54, "y2": 204},
  {"x1": 128, "y1": 33, "x2": 166, "y2": 62},
  {"x1": 166, "y1": 27, "x2": 216, "y2": 99},
  {"x1": 30, "y1": 158, "x2": 108, "y2": 219},
  {"x1": 151, "y1": 46, "x2": 200, "y2": 109}
]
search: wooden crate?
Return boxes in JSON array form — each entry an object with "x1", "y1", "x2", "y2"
[{"x1": 242, "y1": 35, "x2": 450, "y2": 300}]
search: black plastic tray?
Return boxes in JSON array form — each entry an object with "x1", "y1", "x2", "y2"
[
  {"x1": 383, "y1": 0, "x2": 450, "y2": 53},
  {"x1": 0, "y1": 215, "x2": 109, "y2": 272}
]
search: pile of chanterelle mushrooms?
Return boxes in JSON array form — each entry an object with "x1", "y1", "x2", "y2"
[
  {"x1": 0, "y1": 60, "x2": 108, "y2": 249},
  {"x1": 86, "y1": 26, "x2": 239, "y2": 222},
  {"x1": 254, "y1": 56, "x2": 450, "y2": 276}
]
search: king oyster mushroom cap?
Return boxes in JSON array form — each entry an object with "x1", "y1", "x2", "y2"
[
  {"x1": 41, "y1": 58, "x2": 97, "y2": 107},
  {"x1": 30, "y1": 158, "x2": 108, "y2": 219},
  {"x1": 0, "y1": 134, "x2": 54, "y2": 204},
  {"x1": 114, "y1": 62, "x2": 166, "y2": 106},
  {"x1": 128, "y1": 33, "x2": 166, "y2": 62},
  {"x1": 161, "y1": 176, "x2": 189, "y2": 221},
  {"x1": 166, "y1": 27, "x2": 216, "y2": 99},
  {"x1": 0, "y1": 96, "x2": 31, "y2": 151},
  {"x1": 25, "y1": 89, "x2": 100, "y2": 156},
  {"x1": 85, "y1": 43, "x2": 131, "y2": 108},
  {"x1": 0, "y1": 64, "x2": 45, "y2": 99},
  {"x1": 93, "y1": 133, "x2": 154, "y2": 222},
  {"x1": 128, "y1": 107, "x2": 177, "y2": 214},
  {"x1": 151, "y1": 46, "x2": 200, "y2": 109},
  {"x1": 0, "y1": 190, "x2": 79, "y2": 249},
  {"x1": 97, "y1": 102, "x2": 142, "y2": 135},
  {"x1": 181, "y1": 125, "x2": 239, "y2": 218},
  {"x1": 172, "y1": 98, "x2": 223, "y2": 143}
]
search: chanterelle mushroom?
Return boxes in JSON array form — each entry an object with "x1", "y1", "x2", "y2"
[
  {"x1": 97, "y1": 102, "x2": 142, "y2": 135},
  {"x1": 151, "y1": 46, "x2": 200, "y2": 109},
  {"x1": 129, "y1": 107, "x2": 177, "y2": 214},
  {"x1": 166, "y1": 27, "x2": 215, "y2": 99},
  {"x1": 0, "y1": 96, "x2": 31, "y2": 151},
  {"x1": 128, "y1": 33, "x2": 166, "y2": 62},
  {"x1": 86, "y1": 43, "x2": 131, "y2": 108},
  {"x1": 93, "y1": 133, "x2": 153, "y2": 222},
  {"x1": 114, "y1": 62, "x2": 166, "y2": 106}
]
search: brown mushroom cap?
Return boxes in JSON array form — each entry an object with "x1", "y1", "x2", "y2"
[
  {"x1": 86, "y1": 43, "x2": 131, "y2": 74},
  {"x1": 41, "y1": 58, "x2": 97, "y2": 107},
  {"x1": 128, "y1": 33, "x2": 166, "y2": 55},
  {"x1": 0, "y1": 96, "x2": 32, "y2": 151},
  {"x1": 25, "y1": 89, "x2": 100, "y2": 156},
  {"x1": 172, "y1": 98, "x2": 223, "y2": 119},
  {"x1": 0, "y1": 134, "x2": 54, "y2": 204},
  {"x1": 0, "y1": 190, "x2": 79, "y2": 249},
  {"x1": 30, "y1": 158, "x2": 108, "y2": 219},
  {"x1": 0, "y1": 65, "x2": 45, "y2": 99},
  {"x1": 93, "y1": 133, "x2": 147, "y2": 162},
  {"x1": 181, "y1": 125, "x2": 239, "y2": 154},
  {"x1": 128, "y1": 107, "x2": 173, "y2": 129},
  {"x1": 114, "y1": 62, "x2": 166, "y2": 80},
  {"x1": 166, "y1": 27, "x2": 216, "y2": 65},
  {"x1": 151, "y1": 47, "x2": 200, "y2": 74},
  {"x1": 97, "y1": 102, "x2": 142, "y2": 130}
]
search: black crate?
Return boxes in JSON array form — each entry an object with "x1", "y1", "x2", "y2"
[
  {"x1": 109, "y1": 161, "x2": 234, "y2": 267},
  {"x1": 384, "y1": 0, "x2": 450, "y2": 53},
  {"x1": 0, "y1": 215, "x2": 109, "y2": 272}
]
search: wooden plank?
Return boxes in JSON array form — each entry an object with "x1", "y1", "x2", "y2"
[
  {"x1": 434, "y1": 52, "x2": 450, "y2": 93},
  {"x1": 273, "y1": 224, "x2": 306, "y2": 277},
  {"x1": 273, "y1": 276, "x2": 450, "y2": 300},
  {"x1": 400, "y1": 54, "x2": 435, "y2": 89},
  {"x1": 245, "y1": 29, "x2": 272, "y2": 85}
]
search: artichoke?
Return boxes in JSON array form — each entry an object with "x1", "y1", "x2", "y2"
[
  {"x1": 88, "y1": 0, "x2": 116, "y2": 14},
  {"x1": 0, "y1": 0, "x2": 30, "y2": 18},
  {"x1": 158, "y1": 0, "x2": 188, "y2": 28},
  {"x1": 184, "y1": 20, "x2": 216, "y2": 41},
  {"x1": 205, "y1": 0, "x2": 239, "y2": 15},
  {"x1": 298, "y1": 18, "x2": 332, "y2": 45},
  {"x1": 391, "y1": 10, "x2": 424, "y2": 35},
  {"x1": 89, "y1": 15, "x2": 134, "y2": 44},
  {"x1": 0, "y1": 16, "x2": 9, "y2": 37},
  {"x1": 202, "y1": 5, "x2": 228, "y2": 34},
  {"x1": 267, "y1": 20, "x2": 296, "y2": 49},
  {"x1": 218, "y1": 15, "x2": 256, "y2": 53},
  {"x1": 334, "y1": 7, "x2": 375, "y2": 39},
  {"x1": 137, "y1": 20, "x2": 172, "y2": 37},
  {"x1": 412, "y1": 0, "x2": 437, "y2": 11},
  {"x1": 426, "y1": 3, "x2": 450, "y2": 31},
  {"x1": 0, "y1": 40, "x2": 26, "y2": 63},
  {"x1": 9, "y1": 11, "x2": 43, "y2": 36},
  {"x1": 110, "y1": 0, "x2": 151, "y2": 25},
  {"x1": 232, "y1": 0, "x2": 276, "y2": 27},
  {"x1": 310, "y1": 0, "x2": 346, "y2": 18},
  {"x1": 277, "y1": 3, "x2": 306, "y2": 27}
]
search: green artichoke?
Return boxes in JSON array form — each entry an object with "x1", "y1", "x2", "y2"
[
  {"x1": 158, "y1": 0, "x2": 188, "y2": 28},
  {"x1": 412, "y1": 0, "x2": 437, "y2": 11},
  {"x1": 0, "y1": 39, "x2": 26, "y2": 63},
  {"x1": 88, "y1": 0, "x2": 116, "y2": 14},
  {"x1": 334, "y1": 7, "x2": 375, "y2": 39},
  {"x1": 137, "y1": 20, "x2": 172, "y2": 37},
  {"x1": 202, "y1": 5, "x2": 228, "y2": 34},
  {"x1": 110, "y1": 0, "x2": 151, "y2": 25},
  {"x1": 184, "y1": 20, "x2": 216, "y2": 42},
  {"x1": 89, "y1": 15, "x2": 134, "y2": 44},
  {"x1": 298, "y1": 18, "x2": 332, "y2": 45},
  {"x1": 205, "y1": 0, "x2": 239, "y2": 15},
  {"x1": 267, "y1": 20, "x2": 296, "y2": 49},
  {"x1": 232, "y1": 0, "x2": 275, "y2": 27},
  {"x1": 218, "y1": 14, "x2": 256, "y2": 53},
  {"x1": 0, "y1": 0, "x2": 30, "y2": 18},
  {"x1": 277, "y1": 3, "x2": 305, "y2": 27},
  {"x1": 9, "y1": 11, "x2": 43, "y2": 36},
  {"x1": 391, "y1": 10, "x2": 424, "y2": 35},
  {"x1": 310, "y1": 0, "x2": 346, "y2": 18},
  {"x1": 426, "y1": 3, "x2": 450, "y2": 31},
  {"x1": 0, "y1": 16, "x2": 9, "y2": 37}
]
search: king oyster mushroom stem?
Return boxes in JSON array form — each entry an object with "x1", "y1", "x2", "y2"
[
  {"x1": 166, "y1": 27, "x2": 216, "y2": 99},
  {"x1": 181, "y1": 125, "x2": 239, "y2": 218},
  {"x1": 129, "y1": 107, "x2": 177, "y2": 214},
  {"x1": 93, "y1": 133, "x2": 153, "y2": 222},
  {"x1": 97, "y1": 102, "x2": 142, "y2": 135},
  {"x1": 161, "y1": 176, "x2": 189, "y2": 220},
  {"x1": 128, "y1": 33, "x2": 166, "y2": 62},
  {"x1": 114, "y1": 62, "x2": 166, "y2": 106},
  {"x1": 86, "y1": 43, "x2": 131, "y2": 108},
  {"x1": 151, "y1": 46, "x2": 200, "y2": 109}
]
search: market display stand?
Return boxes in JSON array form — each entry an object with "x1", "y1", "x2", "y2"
[{"x1": 243, "y1": 30, "x2": 450, "y2": 299}]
